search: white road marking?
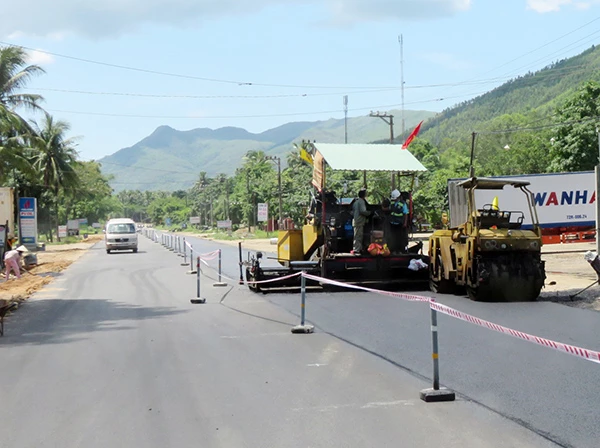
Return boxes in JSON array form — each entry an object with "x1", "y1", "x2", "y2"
[
  {"x1": 292, "y1": 399, "x2": 416, "y2": 413},
  {"x1": 306, "y1": 363, "x2": 328, "y2": 367},
  {"x1": 219, "y1": 332, "x2": 290, "y2": 339}
]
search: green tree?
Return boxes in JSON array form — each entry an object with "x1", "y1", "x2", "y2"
[
  {"x1": 549, "y1": 81, "x2": 600, "y2": 172},
  {"x1": 0, "y1": 46, "x2": 45, "y2": 183},
  {"x1": 29, "y1": 113, "x2": 80, "y2": 239}
]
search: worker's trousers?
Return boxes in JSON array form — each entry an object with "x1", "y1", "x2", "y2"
[
  {"x1": 4, "y1": 258, "x2": 21, "y2": 280},
  {"x1": 353, "y1": 225, "x2": 364, "y2": 253}
]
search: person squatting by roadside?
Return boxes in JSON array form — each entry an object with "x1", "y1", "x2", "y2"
[
  {"x1": 4, "y1": 245, "x2": 27, "y2": 280},
  {"x1": 388, "y1": 189, "x2": 409, "y2": 253},
  {"x1": 351, "y1": 188, "x2": 371, "y2": 255}
]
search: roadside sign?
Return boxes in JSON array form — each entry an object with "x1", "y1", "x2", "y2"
[
  {"x1": 19, "y1": 197, "x2": 38, "y2": 247},
  {"x1": 92, "y1": 223, "x2": 101, "y2": 229},
  {"x1": 217, "y1": 220, "x2": 232, "y2": 229},
  {"x1": 190, "y1": 216, "x2": 201, "y2": 224},
  {"x1": 0, "y1": 188, "x2": 14, "y2": 235},
  {"x1": 257, "y1": 203, "x2": 268, "y2": 222},
  {"x1": 58, "y1": 225, "x2": 68, "y2": 238},
  {"x1": 78, "y1": 218, "x2": 88, "y2": 225}
]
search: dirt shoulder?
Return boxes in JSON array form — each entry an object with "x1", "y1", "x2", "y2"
[{"x1": 0, "y1": 234, "x2": 104, "y2": 303}]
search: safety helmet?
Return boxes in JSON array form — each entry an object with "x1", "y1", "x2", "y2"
[{"x1": 391, "y1": 189, "x2": 401, "y2": 200}]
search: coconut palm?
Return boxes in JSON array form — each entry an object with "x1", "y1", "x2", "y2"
[
  {"x1": 30, "y1": 113, "x2": 79, "y2": 190},
  {"x1": 0, "y1": 45, "x2": 45, "y2": 112},
  {"x1": 0, "y1": 46, "x2": 45, "y2": 183},
  {"x1": 29, "y1": 113, "x2": 80, "y2": 239}
]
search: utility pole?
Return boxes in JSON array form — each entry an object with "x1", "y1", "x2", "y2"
[
  {"x1": 469, "y1": 132, "x2": 477, "y2": 178},
  {"x1": 369, "y1": 111, "x2": 395, "y2": 144},
  {"x1": 246, "y1": 171, "x2": 251, "y2": 232},
  {"x1": 399, "y1": 35, "x2": 406, "y2": 136},
  {"x1": 369, "y1": 111, "x2": 396, "y2": 189},
  {"x1": 266, "y1": 155, "x2": 283, "y2": 229},
  {"x1": 344, "y1": 95, "x2": 349, "y2": 144}
]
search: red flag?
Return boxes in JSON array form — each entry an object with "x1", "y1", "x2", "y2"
[{"x1": 401, "y1": 120, "x2": 423, "y2": 150}]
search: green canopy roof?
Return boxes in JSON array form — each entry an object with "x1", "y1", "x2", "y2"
[{"x1": 313, "y1": 143, "x2": 427, "y2": 173}]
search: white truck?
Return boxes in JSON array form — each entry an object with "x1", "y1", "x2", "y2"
[{"x1": 448, "y1": 171, "x2": 595, "y2": 230}]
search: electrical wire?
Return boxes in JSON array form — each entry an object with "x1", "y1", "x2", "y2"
[
  {"x1": 476, "y1": 115, "x2": 600, "y2": 135},
  {"x1": 25, "y1": 60, "x2": 596, "y2": 102},
  {"x1": 44, "y1": 91, "x2": 493, "y2": 120},
  {"x1": 27, "y1": 87, "x2": 400, "y2": 99},
  {"x1": 0, "y1": 41, "x2": 401, "y2": 90}
]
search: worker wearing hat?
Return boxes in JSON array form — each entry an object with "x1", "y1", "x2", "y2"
[
  {"x1": 389, "y1": 189, "x2": 409, "y2": 253},
  {"x1": 4, "y1": 245, "x2": 28, "y2": 280}
]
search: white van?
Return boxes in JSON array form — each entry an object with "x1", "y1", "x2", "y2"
[{"x1": 105, "y1": 218, "x2": 138, "y2": 254}]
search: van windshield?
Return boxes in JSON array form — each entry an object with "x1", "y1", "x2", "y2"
[{"x1": 108, "y1": 223, "x2": 136, "y2": 234}]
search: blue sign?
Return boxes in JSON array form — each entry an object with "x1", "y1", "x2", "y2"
[
  {"x1": 165, "y1": 218, "x2": 172, "y2": 226},
  {"x1": 19, "y1": 197, "x2": 38, "y2": 246}
]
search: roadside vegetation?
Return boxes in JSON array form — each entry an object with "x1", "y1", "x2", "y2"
[{"x1": 3, "y1": 44, "x2": 600, "y2": 233}]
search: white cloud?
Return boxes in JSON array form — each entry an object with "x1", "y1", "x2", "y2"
[
  {"x1": 526, "y1": 0, "x2": 574, "y2": 12},
  {"x1": 0, "y1": 0, "x2": 472, "y2": 39},
  {"x1": 27, "y1": 50, "x2": 55, "y2": 65}
]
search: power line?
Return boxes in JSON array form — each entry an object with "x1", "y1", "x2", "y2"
[
  {"x1": 467, "y1": 16, "x2": 600, "y2": 81},
  {"x1": 0, "y1": 41, "x2": 401, "y2": 90},
  {"x1": 445, "y1": 16, "x2": 600, "y2": 99},
  {"x1": 45, "y1": 92, "x2": 491, "y2": 120},
  {"x1": 476, "y1": 115, "x2": 600, "y2": 135},
  {"x1": 28, "y1": 86, "x2": 402, "y2": 99}
]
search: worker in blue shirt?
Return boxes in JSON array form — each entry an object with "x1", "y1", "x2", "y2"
[{"x1": 389, "y1": 189, "x2": 409, "y2": 253}]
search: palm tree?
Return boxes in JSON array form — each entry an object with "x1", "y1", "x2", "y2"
[
  {"x1": 30, "y1": 112, "x2": 80, "y2": 240},
  {"x1": 0, "y1": 45, "x2": 45, "y2": 112},
  {"x1": 0, "y1": 46, "x2": 45, "y2": 183},
  {"x1": 0, "y1": 105, "x2": 32, "y2": 183}
]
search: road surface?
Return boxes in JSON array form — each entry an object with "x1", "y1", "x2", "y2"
[
  {"x1": 0, "y1": 236, "x2": 562, "y2": 447},
  {"x1": 180, "y1": 233, "x2": 600, "y2": 448}
]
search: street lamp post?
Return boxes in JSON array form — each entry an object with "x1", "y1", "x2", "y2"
[{"x1": 266, "y1": 155, "x2": 283, "y2": 229}]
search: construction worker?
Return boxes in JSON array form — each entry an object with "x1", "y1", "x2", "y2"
[
  {"x1": 4, "y1": 245, "x2": 27, "y2": 281},
  {"x1": 351, "y1": 188, "x2": 371, "y2": 255},
  {"x1": 389, "y1": 189, "x2": 409, "y2": 253}
]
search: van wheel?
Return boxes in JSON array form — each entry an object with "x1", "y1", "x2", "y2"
[
  {"x1": 133, "y1": 248, "x2": 138, "y2": 253},
  {"x1": 106, "y1": 250, "x2": 111, "y2": 254}
]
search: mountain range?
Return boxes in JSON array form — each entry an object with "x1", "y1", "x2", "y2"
[
  {"x1": 99, "y1": 111, "x2": 435, "y2": 192},
  {"x1": 100, "y1": 44, "x2": 600, "y2": 191}
]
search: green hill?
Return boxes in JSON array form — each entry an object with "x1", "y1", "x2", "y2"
[
  {"x1": 101, "y1": 44, "x2": 600, "y2": 192},
  {"x1": 99, "y1": 110, "x2": 434, "y2": 191},
  {"x1": 418, "y1": 45, "x2": 600, "y2": 148}
]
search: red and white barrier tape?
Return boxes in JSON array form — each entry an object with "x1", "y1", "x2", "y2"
[
  {"x1": 200, "y1": 250, "x2": 220, "y2": 260},
  {"x1": 430, "y1": 301, "x2": 600, "y2": 365},
  {"x1": 302, "y1": 273, "x2": 431, "y2": 303},
  {"x1": 245, "y1": 271, "x2": 303, "y2": 285},
  {"x1": 302, "y1": 272, "x2": 600, "y2": 365}
]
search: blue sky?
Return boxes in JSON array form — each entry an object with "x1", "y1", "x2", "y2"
[{"x1": 2, "y1": 0, "x2": 600, "y2": 161}]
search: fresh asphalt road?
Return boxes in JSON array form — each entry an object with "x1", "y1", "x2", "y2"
[
  {"x1": 179, "y1": 233, "x2": 600, "y2": 448},
  {"x1": 0, "y1": 237, "x2": 561, "y2": 448}
]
